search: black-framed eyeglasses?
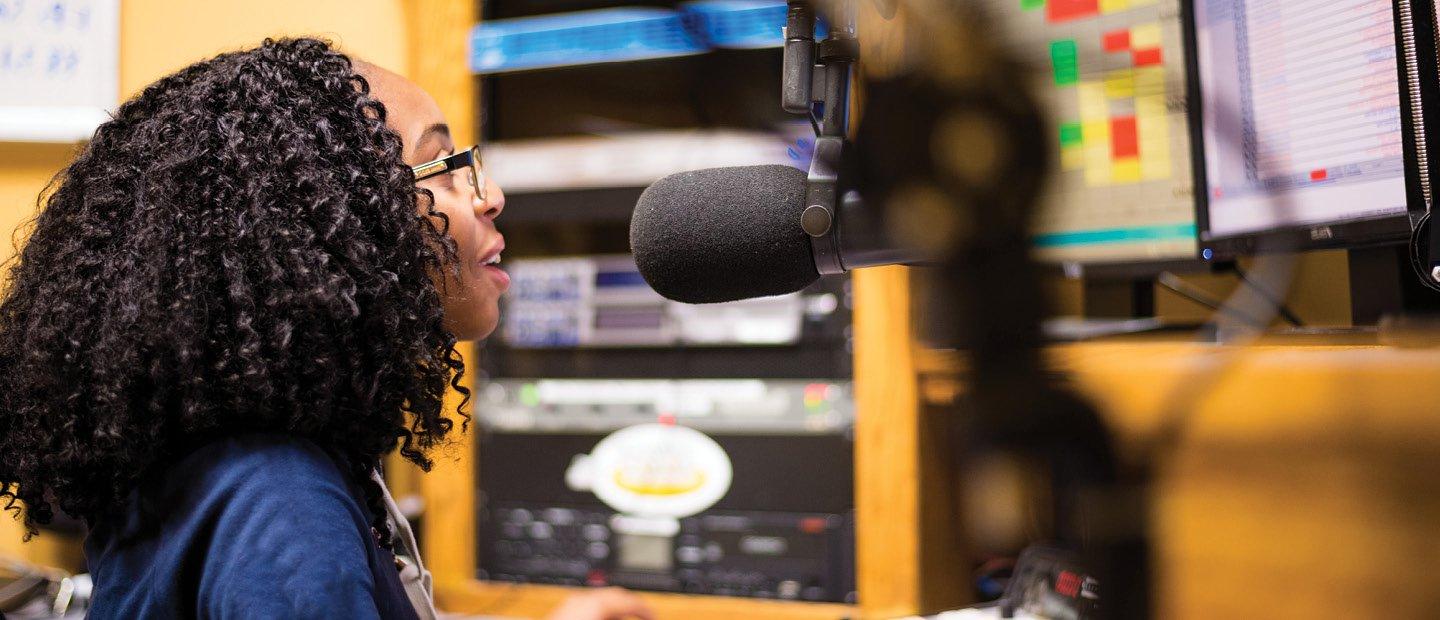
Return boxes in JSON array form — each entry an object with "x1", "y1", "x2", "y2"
[{"x1": 412, "y1": 145, "x2": 486, "y2": 203}]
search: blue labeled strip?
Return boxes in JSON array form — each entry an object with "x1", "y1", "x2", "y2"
[
  {"x1": 470, "y1": 8, "x2": 707, "y2": 74},
  {"x1": 683, "y1": 1, "x2": 824, "y2": 49},
  {"x1": 1034, "y1": 223, "x2": 1197, "y2": 248},
  {"x1": 595, "y1": 270, "x2": 650, "y2": 288},
  {"x1": 471, "y1": 2, "x2": 821, "y2": 74}
]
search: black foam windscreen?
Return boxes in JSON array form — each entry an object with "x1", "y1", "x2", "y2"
[{"x1": 630, "y1": 165, "x2": 819, "y2": 304}]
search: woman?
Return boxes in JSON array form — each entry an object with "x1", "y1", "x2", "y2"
[{"x1": 0, "y1": 38, "x2": 650, "y2": 619}]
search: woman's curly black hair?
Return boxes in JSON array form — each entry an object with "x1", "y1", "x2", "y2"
[{"x1": 0, "y1": 38, "x2": 468, "y2": 540}]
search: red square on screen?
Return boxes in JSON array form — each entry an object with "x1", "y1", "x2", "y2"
[
  {"x1": 1310, "y1": 169, "x2": 1327, "y2": 181},
  {"x1": 1047, "y1": 0, "x2": 1100, "y2": 23},
  {"x1": 1103, "y1": 30, "x2": 1130, "y2": 52},
  {"x1": 1111, "y1": 116, "x2": 1138, "y2": 159},
  {"x1": 1133, "y1": 48, "x2": 1163, "y2": 66}
]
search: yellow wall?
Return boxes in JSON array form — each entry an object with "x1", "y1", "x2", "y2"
[
  {"x1": 0, "y1": 0, "x2": 411, "y2": 567},
  {"x1": 118, "y1": 0, "x2": 408, "y2": 96},
  {"x1": 0, "y1": 0, "x2": 410, "y2": 259}
]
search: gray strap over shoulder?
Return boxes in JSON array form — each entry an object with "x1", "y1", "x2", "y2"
[{"x1": 372, "y1": 470, "x2": 437, "y2": 620}]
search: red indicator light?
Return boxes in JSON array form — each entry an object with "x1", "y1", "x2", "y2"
[
  {"x1": 1056, "y1": 570, "x2": 1082, "y2": 598},
  {"x1": 799, "y1": 517, "x2": 828, "y2": 534},
  {"x1": 804, "y1": 383, "x2": 827, "y2": 409}
]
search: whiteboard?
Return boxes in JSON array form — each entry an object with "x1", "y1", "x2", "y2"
[{"x1": 0, "y1": 0, "x2": 119, "y2": 143}]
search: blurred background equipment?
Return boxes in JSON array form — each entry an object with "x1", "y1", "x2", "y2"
[
  {"x1": 469, "y1": 0, "x2": 858, "y2": 604},
  {"x1": 502, "y1": 255, "x2": 810, "y2": 346},
  {"x1": 477, "y1": 251, "x2": 854, "y2": 601},
  {"x1": 455, "y1": 1, "x2": 1440, "y2": 615},
  {"x1": 475, "y1": 375, "x2": 855, "y2": 600},
  {"x1": 0, "y1": 557, "x2": 90, "y2": 619}
]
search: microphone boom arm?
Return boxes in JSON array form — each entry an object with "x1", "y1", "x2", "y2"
[{"x1": 786, "y1": 1, "x2": 865, "y2": 276}]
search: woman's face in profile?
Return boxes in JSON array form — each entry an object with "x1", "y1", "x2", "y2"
[{"x1": 361, "y1": 63, "x2": 508, "y2": 341}]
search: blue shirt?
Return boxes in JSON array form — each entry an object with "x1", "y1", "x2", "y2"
[{"x1": 84, "y1": 434, "x2": 420, "y2": 620}]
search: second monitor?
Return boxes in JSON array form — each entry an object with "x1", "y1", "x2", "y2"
[
  {"x1": 985, "y1": 0, "x2": 1199, "y2": 266},
  {"x1": 1189, "y1": 0, "x2": 1430, "y2": 258}
]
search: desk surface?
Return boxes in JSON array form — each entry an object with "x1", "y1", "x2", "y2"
[
  {"x1": 434, "y1": 580, "x2": 855, "y2": 620},
  {"x1": 922, "y1": 340, "x2": 1440, "y2": 620}
]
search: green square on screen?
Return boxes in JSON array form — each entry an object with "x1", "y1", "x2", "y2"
[
  {"x1": 1050, "y1": 39, "x2": 1079, "y2": 85},
  {"x1": 1059, "y1": 122, "x2": 1083, "y2": 147}
]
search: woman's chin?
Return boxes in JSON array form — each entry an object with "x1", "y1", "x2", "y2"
[{"x1": 445, "y1": 306, "x2": 499, "y2": 342}]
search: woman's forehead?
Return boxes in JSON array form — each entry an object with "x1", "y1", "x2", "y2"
[{"x1": 354, "y1": 60, "x2": 447, "y2": 157}]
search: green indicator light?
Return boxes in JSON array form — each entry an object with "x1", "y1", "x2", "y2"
[
  {"x1": 1021, "y1": 0, "x2": 1045, "y2": 10},
  {"x1": 519, "y1": 383, "x2": 540, "y2": 408},
  {"x1": 1050, "y1": 39, "x2": 1079, "y2": 86},
  {"x1": 1059, "y1": 122, "x2": 1083, "y2": 147}
]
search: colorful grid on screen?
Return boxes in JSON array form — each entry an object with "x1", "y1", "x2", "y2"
[
  {"x1": 986, "y1": 0, "x2": 1196, "y2": 262},
  {"x1": 1053, "y1": 21, "x2": 1169, "y2": 187},
  {"x1": 1034, "y1": 0, "x2": 1162, "y2": 23}
]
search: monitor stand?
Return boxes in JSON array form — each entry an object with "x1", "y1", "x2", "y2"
[
  {"x1": 1045, "y1": 261, "x2": 1212, "y2": 341},
  {"x1": 1347, "y1": 245, "x2": 1440, "y2": 325},
  {"x1": 1074, "y1": 259, "x2": 1212, "y2": 319},
  {"x1": 1082, "y1": 277, "x2": 1155, "y2": 318}
]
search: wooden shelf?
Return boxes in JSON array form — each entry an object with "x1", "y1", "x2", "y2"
[{"x1": 434, "y1": 580, "x2": 854, "y2": 620}]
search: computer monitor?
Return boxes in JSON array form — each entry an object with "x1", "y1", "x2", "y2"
[
  {"x1": 983, "y1": 0, "x2": 1200, "y2": 265},
  {"x1": 1188, "y1": 0, "x2": 1428, "y2": 259}
]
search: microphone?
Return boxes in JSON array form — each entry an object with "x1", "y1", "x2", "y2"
[{"x1": 629, "y1": 164, "x2": 922, "y2": 304}]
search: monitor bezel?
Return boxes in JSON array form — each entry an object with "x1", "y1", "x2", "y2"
[{"x1": 1183, "y1": 0, "x2": 1438, "y2": 261}]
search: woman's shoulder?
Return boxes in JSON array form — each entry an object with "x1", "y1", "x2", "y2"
[
  {"x1": 166, "y1": 433, "x2": 366, "y2": 516},
  {"x1": 180, "y1": 433, "x2": 346, "y2": 479},
  {"x1": 88, "y1": 433, "x2": 376, "y2": 585},
  {"x1": 86, "y1": 434, "x2": 391, "y2": 619}
]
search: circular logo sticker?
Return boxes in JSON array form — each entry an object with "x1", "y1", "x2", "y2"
[{"x1": 566, "y1": 423, "x2": 733, "y2": 519}]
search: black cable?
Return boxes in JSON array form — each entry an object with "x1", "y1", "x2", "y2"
[{"x1": 1229, "y1": 263, "x2": 1305, "y2": 327}]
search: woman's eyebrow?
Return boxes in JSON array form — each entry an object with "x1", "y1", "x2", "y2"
[{"x1": 418, "y1": 123, "x2": 451, "y2": 150}]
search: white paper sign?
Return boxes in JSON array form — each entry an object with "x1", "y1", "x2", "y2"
[
  {"x1": 0, "y1": 0, "x2": 119, "y2": 142},
  {"x1": 565, "y1": 423, "x2": 734, "y2": 520}
]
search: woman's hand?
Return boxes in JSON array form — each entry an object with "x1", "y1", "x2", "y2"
[{"x1": 545, "y1": 587, "x2": 655, "y2": 620}]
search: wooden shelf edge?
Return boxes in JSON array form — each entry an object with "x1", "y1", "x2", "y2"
[{"x1": 434, "y1": 579, "x2": 857, "y2": 620}]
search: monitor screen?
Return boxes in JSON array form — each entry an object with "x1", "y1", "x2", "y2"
[
  {"x1": 1192, "y1": 0, "x2": 1410, "y2": 243},
  {"x1": 984, "y1": 0, "x2": 1199, "y2": 265}
]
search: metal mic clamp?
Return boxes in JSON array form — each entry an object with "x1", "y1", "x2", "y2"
[
  {"x1": 783, "y1": 2, "x2": 816, "y2": 115},
  {"x1": 784, "y1": 1, "x2": 857, "y2": 276},
  {"x1": 805, "y1": 136, "x2": 846, "y2": 275}
]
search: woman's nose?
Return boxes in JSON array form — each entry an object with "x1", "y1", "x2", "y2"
[{"x1": 476, "y1": 175, "x2": 504, "y2": 221}]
